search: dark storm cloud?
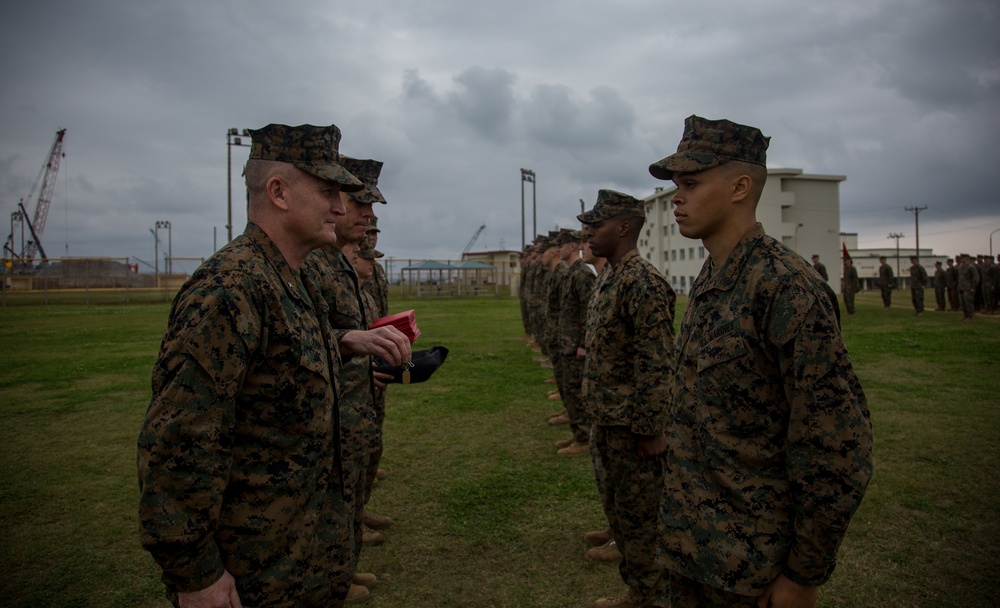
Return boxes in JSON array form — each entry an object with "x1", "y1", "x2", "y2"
[
  {"x1": 1, "y1": 0, "x2": 998, "y2": 262},
  {"x1": 523, "y1": 85, "x2": 635, "y2": 149}
]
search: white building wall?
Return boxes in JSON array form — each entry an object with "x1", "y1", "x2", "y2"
[{"x1": 639, "y1": 168, "x2": 846, "y2": 295}]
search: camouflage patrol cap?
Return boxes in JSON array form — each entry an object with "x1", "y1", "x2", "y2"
[
  {"x1": 358, "y1": 236, "x2": 384, "y2": 259},
  {"x1": 248, "y1": 123, "x2": 364, "y2": 192},
  {"x1": 340, "y1": 157, "x2": 387, "y2": 205},
  {"x1": 553, "y1": 229, "x2": 576, "y2": 246},
  {"x1": 577, "y1": 189, "x2": 645, "y2": 224},
  {"x1": 648, "y1": 115, "x2": 769, "y2": 180},
  {"x1": 366, "y1": 215, "x2": 381, "y2": 233}
]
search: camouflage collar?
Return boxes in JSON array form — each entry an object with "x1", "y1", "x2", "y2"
[
  {"x1": 694, "y1": 223, "x2": 766, "y2": 295},
  {"x1": 244, "y1": 222, "x2": 310, "y2": 303}
]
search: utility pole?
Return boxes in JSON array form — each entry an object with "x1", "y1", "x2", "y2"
[
  {"x1": 905, "y1": 206, "x2": 927, "y2": 263},
  {"x1": 888, "y1": 232, "x2": 904, "y2": 278}
]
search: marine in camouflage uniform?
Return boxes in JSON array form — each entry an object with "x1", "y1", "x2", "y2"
[
  {"x1": 305, "y1": 157, "x2": 390, "y2": 591},
  {"x1": 546, "y1": 229, "x2": 575, "y2": 408},
  {"x1": 842, "y1": 257, "x2": 860, "y2": 315},
  {"x1": 933, "y1": 261, "x2": 946, "y2": 311},
  {"x1": 945, "y1": 258, "x2": 960, "y2": 311},
  {"x1": 810, "y1": 255, "x2": 828, "y2": 282},
  {"x1": 362, "y1": 215, "x2": 389, "y2": 320},
  {"x1": 518, "y1": 247, "x2": 532, "y2": 334},
  {"x1": 958, "y1": 254, "x2": 979, "y2": 320},
  {"x1": 138, "y1": 123, "x2": 365, "y2": 607},
  {"x1": 982, "y1": 255, "x2": 998, "y2": 314},
  {"x1": 556, "y1": 230, "x2": 597, "y2": 451},
  {"x1": 878, "y1": 256, "x2": 895, "y2": 309},
  {"x1": 579, "y1": 189, "x2": 675, "y2": 608},
  {"x1": 649, "y1": 115, "x2": 873, "y2": 608},
  {"x1": 909, "y1": 256, "x2": 928, "y2": 315}
]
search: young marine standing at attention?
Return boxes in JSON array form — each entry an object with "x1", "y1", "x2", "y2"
[{"x1": 649, "y1": 116, "x2": 873, "y2": 608}]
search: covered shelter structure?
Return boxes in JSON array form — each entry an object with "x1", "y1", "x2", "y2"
[{"x1": 399, "y1": 259, "x2": 498, "y2": 297}]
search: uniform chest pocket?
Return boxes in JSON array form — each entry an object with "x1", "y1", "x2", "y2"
[
  {"x1": 695, "y1": 334, "x2": 778, "y2": 442},
  {"x1": 695, "y1": 334, "x2": 751, "y2": 406}
]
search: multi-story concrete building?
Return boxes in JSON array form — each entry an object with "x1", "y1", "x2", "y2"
[{"x1": 638, "y1": 168, "x2": 846, "y2": 294}]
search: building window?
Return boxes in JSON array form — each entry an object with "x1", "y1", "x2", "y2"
[
  {"x1": 680, "y1": 249, "x2": 685, "y2": 260},
  {"x1": 689, "y1": 247, "x2": 695, "y2": 259},
  {"x1": 699, "y1": 247, "x2": 705, "y2": 259},
  {"x1": 664, "y1": 251, "x2": 670, "y2": 262},
  {"x1": 671, "y1": 250, "x2": 677, "y2": 261},
  {"x1": 680, "y1": 276, "x2": 686, "y2": 289},
  {"x1": 671, "y1": 224, "x2": 677, "y2": 235}
]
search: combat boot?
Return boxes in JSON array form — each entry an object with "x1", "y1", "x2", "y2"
[
  {"x1": 555, "y1": 437, "x2": 574, "y2": 448},
  {"x1": 557, "y1": 441, "x2": 589, "y2": 456},
  {"x1": 375, "y1": 468, "x2": 387, "y2": 480},
  {"x1": 586, "y1": 539, "x2": 622, "y2": 563},
  {"x1": 583, "y1": 528, "x2": 613, "y2": 546},
  {"x1": 362, "y1": 525, "x2": 384, "y2": 546},
  {"x1": 548, "y1": 391, "x2": 562, "y2": 400},
  {"x1": 353, "y1": 572, "x2": 378, "y2": 588},
  {"x1": 364, "y1": 512, "x2": 394, "y2": 530},
  {"x1": 345, "y1": 583, "x2": 370, "y2": 604},
  {"x1": 548, "y1": 412, "x2": 570, "y2": 426}
]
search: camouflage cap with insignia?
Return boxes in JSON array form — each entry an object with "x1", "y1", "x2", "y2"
[
  {"x1": 648, "y1": 115, "x2": 769, "y2": 180},
  {"x1": 577, "y1": 189, "x2": 645, "y2": 224},
  {"x1": 340, "y1": 157, "x2": 388, "y2": 205},
  {"x1": 248, "y1": 123, "x2": 364, "y2": 191}
]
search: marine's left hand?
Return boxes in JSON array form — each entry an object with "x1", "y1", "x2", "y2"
[{"x1": 372, "y1": 369, "x2": 393, "y2": 390}]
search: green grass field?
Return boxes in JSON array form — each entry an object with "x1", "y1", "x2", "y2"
[{"x1": 1, "y1": 292, "x2": 998, "y2": 607}]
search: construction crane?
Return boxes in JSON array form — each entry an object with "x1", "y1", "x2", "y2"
[
  {"x1": 4, "y1": 129, "x2": 66, "y2": 264},
  {"x1": 462, "y1": 224, "x2": 486, "y2": 255}
]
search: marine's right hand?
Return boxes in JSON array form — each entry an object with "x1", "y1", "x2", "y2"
[
  {"x1": 178, "y1": 571, "x2": 242, "y2": 608},
  {"x1": 341, "y1": 326, "x2": 412, "y2": 367}
]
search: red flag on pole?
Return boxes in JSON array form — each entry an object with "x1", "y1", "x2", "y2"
[{"x1": 842, "y1": 241, "x2": 851, "y2": 261}]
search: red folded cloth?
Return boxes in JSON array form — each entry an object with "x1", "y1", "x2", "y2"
[{"x1": 371, "y1": 309, "x2": 420, "y2": 343}]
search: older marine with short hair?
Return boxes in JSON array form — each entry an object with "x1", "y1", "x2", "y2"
[{"x1": 138, "y1": 123, "x2": 369, "y2": 607}]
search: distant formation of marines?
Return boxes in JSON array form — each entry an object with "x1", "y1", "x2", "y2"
[{"x1": 847, "y1": 252, "x2": 998, "y2": 320}]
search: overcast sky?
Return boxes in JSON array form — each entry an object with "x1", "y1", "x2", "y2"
[{"x1": 1, "y1": 0, "x2": 998, "y2": 272}]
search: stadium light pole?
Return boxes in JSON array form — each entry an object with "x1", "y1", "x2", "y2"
[
  {"x1": 227, "y1": 128, "x2": 252, "y2": 244},
  {"x1": 520, "y1": 168, "x2": 535, "y2": 249},
  {"x1": 155, "y1": 220, "x2": 172, "y2": 275},
  {"x1": 150, "y1": 228, "x2": 159, "y2": 278},
  {"x1": 990, "y1": 227, "x2": 1000, "y2": 258}
]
